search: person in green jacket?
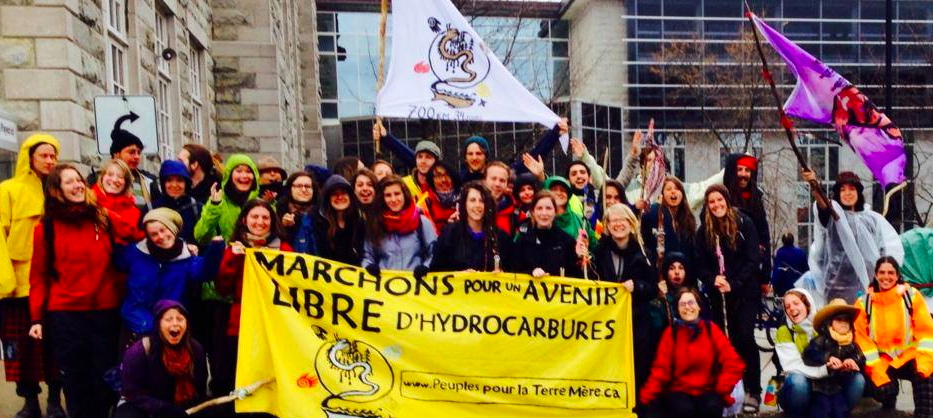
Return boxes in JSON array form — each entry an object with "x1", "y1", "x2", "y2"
[
  {"x1": 190, "y1": 153, "x2": 258, "y2": 396},
  {"x1": 541, "y1": 176, "x2": 597, "y2": 250}
]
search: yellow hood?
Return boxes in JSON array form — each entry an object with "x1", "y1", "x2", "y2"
[{"x1": 15, "y1": 133, "x2": 60, "y2": 180}]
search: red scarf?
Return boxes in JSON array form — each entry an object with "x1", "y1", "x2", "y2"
[
  {"x1": 383, "y1": 204, "x2": 420, "y2": 235},
  {"x1": 162, "y1": 345, "x2": 197, "y2": 404}
]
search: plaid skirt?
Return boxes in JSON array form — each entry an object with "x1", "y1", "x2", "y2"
[{"x1": 0, "y1": 297, "x2": 51, "y2": 382}]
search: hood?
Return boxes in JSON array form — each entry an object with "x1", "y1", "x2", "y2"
[
  {"x1": 15, "y1": 133, "x2": 61, "y2": 179},
  {"x1": 543, "y1": 176, "x2": 572, "y2": 192},
  {"x1": 322, "y1": 174, "x2": 352, "y2": 198},
  {"x1": 159, "y1": 160, "x2": 192, "y2": 189},
  {"x1": 222, "y1": 154, "x2": 260, "y2": 192},
  {"x1": 512, "y1": 172, "x2": 540, "y2": 199},
  {"x1": 783, "y1": 288, "x2": 818, "y2": 331},
  {"x1": 152, "y1": 299, "x2": 189, "y2": 322},
  {"x1": 723, "y1": 152, "x2": 759, "y2": 191}
]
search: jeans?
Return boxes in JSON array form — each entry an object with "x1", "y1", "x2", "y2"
[{"x1": 778, "y1": 372, "x2": 865, "y2": 418}]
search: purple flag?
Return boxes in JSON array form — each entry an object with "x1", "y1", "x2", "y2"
[{"x1": 751, "y1": 14, "x2": 906, "y2": 187}]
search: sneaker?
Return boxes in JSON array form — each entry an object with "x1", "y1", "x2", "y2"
[
  {"x1": 742, "y1": 394, "x2": 760, "y2": 413},
  {"x1": 14, "y1": 399, "x2": 41, "y2": 418},
  {"x1": 46, "y1": 399, "x2": 67, "y2": 418}
]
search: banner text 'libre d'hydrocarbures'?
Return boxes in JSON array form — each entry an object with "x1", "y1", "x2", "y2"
[{"x1": 236, "y1": 249, "x2": 636, "y2": 418}]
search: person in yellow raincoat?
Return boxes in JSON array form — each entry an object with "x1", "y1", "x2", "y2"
[{"x1": 0, "y1": 133, "x2": 66, "y2": 417}]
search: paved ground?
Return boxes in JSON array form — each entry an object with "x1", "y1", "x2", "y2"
[{"x1": 0, "y1": 331, "x2": 920, "y2": 416}]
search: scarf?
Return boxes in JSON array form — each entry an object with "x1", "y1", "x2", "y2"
[
  {"x1": 829, "y1": 327, "x2": 854, "y2": 346},
  {"x1": 162, "y1": 344, "x2": 197, "y2": 405},
  {"x1": 675, "y1": 318, "x2": 704, "y2": 341},
  {"x1": 146, "y1": 239, "x2": 184, "y2": 262},
  {"x1": 435, "y1": 190, "x2": 459, "y2": 208},
  {"x1": 45, "y1": 201, "x2": 99, "y2": 224},
  {"x1": 223, "y1": 180, "x2": 253, "y2": 207},
  {"x1": 382, "y1": 204, "x2": 420, "y2": 235},
  {"x1": 245, "y1": 232, "x2": 272, "y2": 248}
]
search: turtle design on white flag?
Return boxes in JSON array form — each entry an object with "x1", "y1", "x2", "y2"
[{"x1": 376, "y1": 0, "x2": 560, "y2": 128}]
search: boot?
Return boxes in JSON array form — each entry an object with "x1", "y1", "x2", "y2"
[
  {"x1": 46, "y1": 385, "x2": 67, "y2": 418},
  {"x1": 13, "y1": 396, "x2": 40, "y2": 418}
]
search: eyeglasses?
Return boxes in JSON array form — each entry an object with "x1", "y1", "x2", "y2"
[
  {"x1": 292, "y1": 184, "x2": 314, "y2": 190},
  {"x1": 678, "y1": 300, "x2": 698, "y2": 308}
]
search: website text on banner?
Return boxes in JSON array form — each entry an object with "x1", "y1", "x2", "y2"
[{"x1": 235, "y1": 249, "x2": 635, "y2": 418}]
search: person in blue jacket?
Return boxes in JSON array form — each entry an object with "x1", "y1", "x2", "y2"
[
  {"x1": 118, "y1": 208, "x2": 222, "y2": 347},
  {"x1": 771, "y1": 232, "x2": 808, "y2": 296}
]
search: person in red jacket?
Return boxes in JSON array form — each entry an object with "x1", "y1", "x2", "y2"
[
  {"x1": 640, "y1": 287, "x2": 745, "y2": 418},
  {"x1": 27, "y1": 163, "x2": 125, "y2": 418},
  {"x1": 92, "y1": 159, "x2": 145, "y2": 244},
  {"x1": 213, "y1": 198, "x2": 292, "y2": 394}
]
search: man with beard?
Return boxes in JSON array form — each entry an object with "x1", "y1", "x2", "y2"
[{"x1": 723, "y1": 153, "x2": 772, "y2": 297}]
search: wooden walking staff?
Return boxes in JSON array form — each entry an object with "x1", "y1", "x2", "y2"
[
  {"x1": 744, "y1": 3, "x2": 837, "y2": 220},
  {"x1": 373, "y1": 0, "x2": 390, "y2": 154},
  {"x1": 185, "y1": 377, "x2": 275, "y2": 415}
]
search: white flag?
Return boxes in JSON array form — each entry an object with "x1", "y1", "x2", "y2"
[{"x1": 376, "y1": 0, "x2": 560, "y2": 128}]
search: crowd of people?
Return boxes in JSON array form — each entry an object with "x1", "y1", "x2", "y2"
[{"x1": 0, "y1": 119, "x2": 926, "y2": 418}]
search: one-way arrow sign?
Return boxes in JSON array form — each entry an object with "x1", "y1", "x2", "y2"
[{"x1": 94, "y1": 96, "x2": 158, "y2": 156}]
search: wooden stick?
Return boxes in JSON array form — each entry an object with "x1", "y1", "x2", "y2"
[
  {"x1": 374, "y1": 0, "x2": 389, "y2": 154},
  {"x1": 185, "y1": 378, "x2": 275, "y2": 415}
]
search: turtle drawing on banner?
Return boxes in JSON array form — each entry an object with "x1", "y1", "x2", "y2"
[
  {"x1": 304, "y1": 326, "x2": 395, "y2": 418},
  {"x1": 425, "y1": 16, "x2": 491, "y2": 109}
]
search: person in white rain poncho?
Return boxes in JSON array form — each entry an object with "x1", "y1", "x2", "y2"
[{"x1": 797, "y1": 170, "x2": 903, "y2": 306}]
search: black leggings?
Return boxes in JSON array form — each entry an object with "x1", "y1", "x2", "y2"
[
  {"x1": 648, "y1": 391, "x2": 724, "y2": 418},
  {"x1": 47, "y1": 310, "x2": 120, "y2": 418}
]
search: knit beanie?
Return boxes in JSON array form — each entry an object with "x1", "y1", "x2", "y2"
[
  {"x1": 464, "y1": 136, "x2": 489, "y2": 154},
  {"x1": 415, "y1": 141, "x2": 442, "y2": 160},
  {"x1": 143, "y1": 207, "x2": 183, "y2": 236},
  {"x1": 110, "y1": 127, "x2": 144, "y2": 156}
]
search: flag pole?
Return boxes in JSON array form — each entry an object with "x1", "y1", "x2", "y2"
[
  {"x1": 743, "y1": 3, "x2": 837, "y2": 220},
  {"x1": 374, "y1": 0, "x2": 389, "y2": 155}
]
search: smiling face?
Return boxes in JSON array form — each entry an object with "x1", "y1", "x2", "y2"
[
  {"x1": 383, "y1": 184, "x2": 406, "y2": 213},
  {"x1": 330, "y1": 188, "x2": 351, "y2": 211},
  {"x1": 163, "y1": 175, "x2": 186, "y2": 199},
  {"x1": 465, "y1": 188, "x2": 485, "y2": 224},
  {"x1": 290, "y1": 175, "x2": 314, "y2": 203},
  {"x1": 736, "y1": 165, "x2": 753, "y2": 189},
  {"x1": 484, "y1": 166, "x2": 509, "y2": 200},
  {"x1": 667, "y1": 262, "x2": 686, "y2": 286},
  {"x1": 373, "y1": 162, "x2": 393, "y2": 181},
  {"x1": 231, "y1": 165, "x2": 255, "y2": 192},
  {"x1": 415, "y1": 152, "x2": 436, "y2": 175},
  {"x1": 465, "y1": 143, "x2": 486, "y2": 172},
  {"x1": 876, "y1": 261, "x2": 899, "y2": 291},
  {"x1": 432, "y1": 166, "x2": 454, "y2": 193},
  {"x1": 532, "y1": 197, "x2": 556, "y2": 228},
  {"x1": 783, "y1": 292, "x2": 808, "y2": 324},
  {"x1": 831, "y1": 317, "x2": 851, "y2": 334},
  {"x1": 606, "y1": 213, "x2": 632, "y2": 241},
  {"x1": 354, "y1": 175, "x2": 375, "y2": 204},
  {"x1": 159, "y1": 308, "x2": 187, "y2": 346},
  {"x1": 568, "y1": 164, "x2": 589, "y2": 190},
  {"x1": 839, "y1": 184, "x2": 859, "y2": 207},
  {"x1": 706, "y1": 191, "x2": 728, "y2": 218},
  {"x1": 146, "y1": 221, "x2": 177, "y2": 250},
  {"x1": 31, "y1": 143, "x2": 57, "y2": 177},
  {"x1": 245, "y1": 206, "x2": 272, "y2": 236},
  {"x1": 60, "y1": 168, "x2": 86, "y2": 203},
  {"x1": 101, "y1": 165, "x2": 127, "y2": 195},
  {"x1": 663, "y1": 180, "x2": 683, "y2": 208},
  {"x1": 548, "y1": 184, "x2": 568, "y2": 208},
  {"x1": 677, "y1": 292, "x2": 700, "y2": 322}
]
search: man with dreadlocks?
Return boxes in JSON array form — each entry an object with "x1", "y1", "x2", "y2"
[{"x1": 723, "y1": 153, "x2": 772, "y2": 296}]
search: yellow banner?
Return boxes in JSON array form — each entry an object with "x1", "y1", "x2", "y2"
[{"x1": 236, "y1": 249, "x2": 635, "y2": 418}]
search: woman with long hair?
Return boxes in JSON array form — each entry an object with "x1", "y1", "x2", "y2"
[
  {"x1": 514, "y1": 190, "x2": 586, "y2": 278},
  {"x1": 115, "y1": 300, "x2": 219, "y2": 418},
  {"x1": 92, "y1": 159, "x2": 145, "y2": 244},
  {"x1": 362, "y1": 175, "x2": 437, "y2": 279},
  {"x1": 431, "y1": 181, "x2": 511, "y2": 272},
  {"x1": 855, "y1": 257, "x2": 933, "y2": 415},
  {"x1": 423, "y1": 160, "x2": 462, "y2": 233},
  {"x1": 314, "y1": 175, "x2": 365, "y2": 266},
  {"x1": 640, "y1": 287, "x2": 745, "y2": 418},
  {"x1": 29, "y1": 164, "x2": 124, "y2": 418},
  {"x1": 214, "y1": 199, "x2": 292, "y2": 394},
  {"x1": 276, "y1": 171, "x2": 319, "y2": 255},
  {"x1": 696, "y1": 184, "x2": 762, "y2": 412},
  {"x1": 640, "y1": 176, "x2": 697, "y2": 268},
  {"x1": 353, "y1": 168, "x2": 378, "y2": 217}
]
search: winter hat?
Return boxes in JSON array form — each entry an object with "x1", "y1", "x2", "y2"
[
  {"x1": 543, "y1": 176, "x2": 572, "y2": 193},
  {"x1": 159, "y1": 160, "x2": 192, "y2": 188},
  {"x1": 153, "y1": 299, "x2": 189, "y2": 321},
  {"x1": 736, "y1": 155, "x2": 758, "y2": 171},
  {"x1": 257, "y1": 156, "x2": 288, "y2": 179},
  {"x1": 415, "y1": 141, "x2": 442, "y2": 160},
  {"x1": 109, "y1": 127, "x2": 144, "y2": 156},
  {"x1": 813, "y1": 298, "x2": 859, "y2": 331},
  {"x1": 464, "y1": 136, "x2": 489, "y2": 154},
  {"x1": 143, "y1": 207, "x2": 183, "y2": 237},
  {"x1": 322, "y1": 174, "x2": 353, "y2": 198}
]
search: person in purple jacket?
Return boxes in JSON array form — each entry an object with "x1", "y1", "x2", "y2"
[{"x1": 115, "y1": 300, "x2": 229, "y2": 418}]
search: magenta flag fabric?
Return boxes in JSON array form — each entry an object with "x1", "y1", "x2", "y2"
[{"x1": 750, "y1": 14, "x2": 906, "y2": 187}]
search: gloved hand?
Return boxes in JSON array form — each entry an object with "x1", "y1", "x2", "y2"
[
  {"x1": 365, "y1": 264, "x2": 381, "y2": 279},
  {"x1": 413, "y1": 265, "x2": 429, "y2": 280}
]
